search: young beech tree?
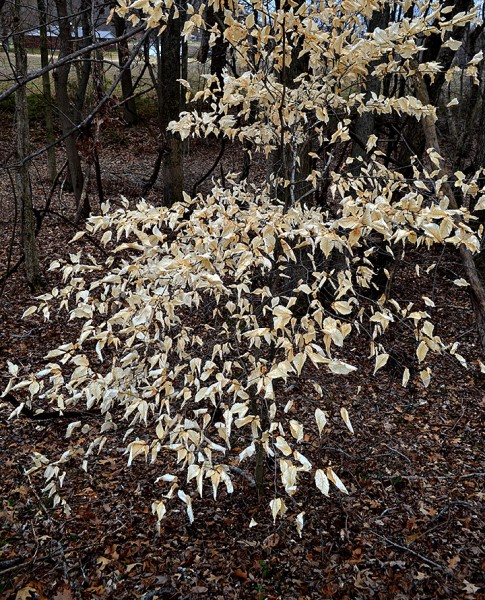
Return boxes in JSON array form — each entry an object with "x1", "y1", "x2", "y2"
[{"x1": 5, "y1": 0, "x2": 485, "y2": 534}]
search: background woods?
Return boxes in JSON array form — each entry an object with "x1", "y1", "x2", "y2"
[{"x1": 1, "y1": 0, "x2": 485, "y2": 597}]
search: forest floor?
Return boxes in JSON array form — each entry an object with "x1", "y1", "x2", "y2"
[{"x1": 0, "y1": 109, "x2": 484, "y2": 600}]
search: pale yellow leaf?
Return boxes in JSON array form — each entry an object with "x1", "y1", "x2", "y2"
[
  {"x1": 416, "y1": 341, "x2": 429, "y2": 362},
  {"x1": 373, "y1": 353, "x2": 389, "y2": 374},
  {"x1": 269, "y1": 497, "x2": 287, "y2": 522},
  {"x1": 22, "y1": 305, "x2": 38, "y2": 318},
  {"x1": 474, "y1": 196, "x2": 485, "y2": 211},
  {"x1": 340, "y1": 407, "x2": 354, "y2": 434},
  {"x1": 328, "y1": 360, "x2": 356, "y2": 375},
  {"x1": 152, "y1": 500, "x2": 166, "y2": 521},
  {"x1": 332, "y1": 301, "x2": 352, "y2": 315},
  {"x1": 315, "y1": 408, "x2": 327, "y2": 435},
  {"x1": 315, "y1": 469, "x2": 329, "y2": 496},
  {"x1": 275, "y1": 436, "x2": 293, "y2": 456},
  {"x1": 327, "y1": 467, "x2": 349, "y2": 494},
  {"x1": 177, "y1": 490, "x2": 194, "y2": 523},
  {"x1": 296, "y1": 511, "x2": 305, "y2": 537},
  {"x1": 289, "y1": 420, "x2": 303, "y2": 442}
]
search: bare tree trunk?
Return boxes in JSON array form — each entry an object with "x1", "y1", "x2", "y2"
[
  {"x1": 414, "y1": 68, "x2": 485, "y2": 353},
  {"x1": 423, "y1": 0, "x2": 474, "y2": 106},
  {"x1": 159, "y1": 7, "x2": 185, "y2": 205},
  {"x1": 209, "y1": 8, "x2": 228, "y2": 91},
  {"x1": 37, "y1": 0, "x2": 57, "y2": 183},
  {"x1": 351, "y1": 7, "x2": 390, "y2": 169},
  {"x1": 453, "y1": 83, "x2": 480, "y2": 169},
  {"x1": 475, "y1": 81, "x2": 485, "y2": 172},
  {"x1": 268, "y1": 6, "x2": 311, "y2": 205},
  {"x1": 73, "y1": 0, "x2": 92, "y2": 124},
  {"x1": 471, "y1": 60, "x2": 485, "y2": 323},
  {"x1": 181, "y1": 37, "x2": 188, "y2": 114},
  {"x1": 53, "y1": 0, "x2": 87, "y2": 216},
  {"x1": 13, "y1": 0, "x2": 42, "y2": 290},
  {"x1": 113, "y1": 9, "x2": 138, "y2": 125},
  {"x1": 398, "y1": 0, "x2": 473, "y2": 172}
]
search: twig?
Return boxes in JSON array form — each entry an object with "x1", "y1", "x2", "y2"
[
  {"x1": 0, "y1": 559, "x2": 35, "y2": 576},
  {"x1": 372, "y1": 531, "x2": 451, "y2": 573},
  {"x1": 413, "y1": 500, "x2": 475, "y2": 542},
  {"x1": 229, "y1": 465, "x2": 255, "y2": 487},
  {"x1": 385, "y1": 444, "x2": 412, "y2": 464},
  {"x1": 192, "y1": 138, "x2": 226, "y2": 196},
  {"x1": 320, "y1": 446, "x2": 361, "y2": 461},
  {"x1": 379, "y1": 506, "x2": 398, "y2": 517},
  {"x1": 370, "y1": 473, "x2": 485, "y2": 481},
  {"x1": 42, "y1": 209, "x2": 108, "y2": 255},
  {"x1": 3, "y1": 392, "x2": 100, "y2": 421},
  {"x1": 0, "y1": 161, "x2": 69, "y2": 292},
  {"x1": 25, "y1": 471, "x2": 51, "y2": 519},
  {"x1": 0, "y1": 24, "x2": 145, "y2": 103},
  {"x1": 24, "y1": 473, "x2": 81, "y2": 598},
  {"x1": 0, "y1": 557, "x2": 23, "y2": 571},
  {"x1": 142, "y1": 142, "x2": 164, "y2": 195},
  {"x1": 4, "y1": 30, "x2": 150, "y2": 170},
  {"x1": 0, "y1": 546, "x2": 67, "y2": 576}
]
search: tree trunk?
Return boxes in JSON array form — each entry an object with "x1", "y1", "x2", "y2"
[
  {"x1": 197, "y1": 17, "x2": 210, "y2": 64},
  {"x1": 13, "y1": 0, "x2": 42, "y2": 290},
  {"x1": 196, "y1": 5, "x2": 228, "y2": 88},
  {"x1": 471, "y1": 59, "x2": 485, "y2": 332},
  {"x1": 267, "y1": 7, "x2": 311, "y2": 206},
  {"x1": 53, "y1": 0, "x2": 87, "y2": 216},
  {"x1": 398, "y1": 0, "x2": 473, "y2": 172},
  {"x1": 423, "y1": 0, "x2": 474, "y2": 105},
  {"x1": 413, "y1": 68, "x2": 485, "y2": 353},
  {"x1": 73, "y1": 0, "x2": 92, "y2": 124},
  {"x1": 113, "y1": 9, "x2": 138, "y2": 125},
  {"x1": 37, "y1": 0, "x2": 57, "y2": 183},
  {"x1": 351, "y1": 7, "x2": 390, "y2": 170},
  {"x1": 474, "y1": 80, "x2": 485, "y2": 172},
  {"x1": 159, "y1": 7, "x2": 185, "y2": 206},
  {"x1": 209, "y1": 8, "x2": 228, "y2": 91}
]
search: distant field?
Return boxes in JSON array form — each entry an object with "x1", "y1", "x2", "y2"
[{"x1": 0, "y1": 42, "x2": 209, "y2": 99}]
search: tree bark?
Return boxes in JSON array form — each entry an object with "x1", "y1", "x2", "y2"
[
  {"x1": 113, "y1": 9, "x2": 138, "y2": 125},
  {"x1": 158, "y1": 7, "x2": 185, "y2": 205},
  {"x1": 53, "y1": 0, "x2": 87, "y2": 216},
  {"x1": 474, "y1": 78, "x2": 485, "y2": 172},
  {"x1": 13, "y1": 0, "x2": 42, "y2": 290},
  {"x1": 413, "y1": 68, "x2": 485, "y2": 353},
  {"x1": 351, "y1": 6, "x2": 390, "y2": 169},
  {"x1": 398, "y1": 0, "x2": 473, "y2": 171},
  {"x1": 209, "y1": 8, "x2": 228, "y2": 91},
  {"x1": 37, "y1": 0, "x2": 57, "y2": 183},
  {"x1": 422, "y1": 0, "x2": 474, "y2": 105},
  {"x1": 268, "y1": 6, "x2": 311, "y2": 206},
  {"x1": 73, "y1": 0, "x2": 93, "y2": 124}
]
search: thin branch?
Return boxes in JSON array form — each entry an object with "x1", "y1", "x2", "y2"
[
  {"x1": 4, "y1": 29, "x2": 150, "y2": 170},
  {"x1": 372, "y1": 532, "x2": 452, "y2": 573},
  {"x1": 191, "y1": 137, "x2": 226, "y2": 196},
  {"x1": 0, "y1": 161, "x2": 68, "y2": 292},
  {"x1": 0, "y1": 168, "x2": 19, "y2": 295},
  {"x1": 0, "y1": 23, "x2": 145, "y2": 103},
  {"x1": 229, "y1": 465, "x2": 256, "y2": 486},
  {"x1": 385, "y1": 444, "x2": 412, "y2": 464}
]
